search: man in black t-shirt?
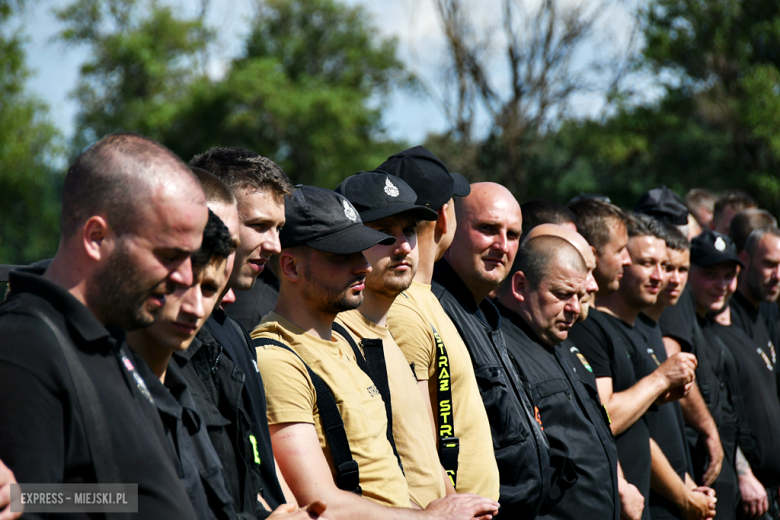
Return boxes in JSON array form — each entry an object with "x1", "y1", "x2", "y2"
[
  {"x1": 732, "y1": 227, "x2": 780, "y2": 368},
  {"x1": 498, "y1": 235, "x2": 620, "y2": 520},
  {"x1": 569, "y1": 214, "x2": 708, "y2": 520},
  {"x1": 688, "y1": 231, "x2": 780, "y2": 519}
]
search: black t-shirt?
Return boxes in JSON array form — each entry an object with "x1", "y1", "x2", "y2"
[
  {"x1": 568, "y1": 308, "x2": 653, "y2": 520},
  {"x1": 0, "y1": 268, "x2": 197, "y2": 519},
  {"x1": 730, "y1": 290, "x2": 779, "y2": 369},
  {"x1": 658, "y1": 288, "x2": 697, "y2": 351},
  {"x1": 659, "y1": 290, "x2": 724, "y2": 426},
  {"x1": 636, "y1": 314, "x2": 694, "y2": 520},
  {"x1": 498, "y1": 302, "x2": 620, "y2": 520},
  {"x1": 708, "y1": 320, "x2": 780, "y2": 486},
  {"x1": 224, "y1": 269, "x2": 279, "y2": 332}
]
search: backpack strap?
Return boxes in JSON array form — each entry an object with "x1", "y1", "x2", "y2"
[
  {"x1": 5, "y1": 305, "x2": 129, "y2": 520},
  {"x1": 431, "y1": 323, "x2": 459, "y2": 488},
  {"x1": 331, "y1": 322, "x2": 403, "y2": 474},
  {"x1": 252, "y1": 336, "x2": 361, "y2": 494}
]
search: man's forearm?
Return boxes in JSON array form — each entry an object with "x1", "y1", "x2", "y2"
[
  {"x1": 650, "y1": 438, "x2": 689, "y2": 508},
  {"x1": 605, "y1": 373, "x2": 669, "y2": 435}
]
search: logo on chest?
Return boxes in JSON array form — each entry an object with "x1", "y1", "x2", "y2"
[{"x1": 367, "y1": 385, "x2": 380, "y2": 397}]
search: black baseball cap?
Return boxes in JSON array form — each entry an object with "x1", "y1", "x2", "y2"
[
  {"x1": 634, "y1": 186, "x2": 689, "y2": 225},
  {"x1": 280, "y1": 186, "x2": 395, "y2": 254},
  {"x1": 336, "y1": 172, "x2": 439, "y2": 223},
  {"x1": 376, "y1": 146, "x2": 470, "y2": 211},
  {"x1": 691, "y1": 231, "x2": 745, "y2": 268}
]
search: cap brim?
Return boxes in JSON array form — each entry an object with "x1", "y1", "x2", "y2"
[
  {"x1": 451, "y1": 173, "x2": 471, "y2": 197},
  {"x1": 692, "y1": 255, "x2": 745, "y2": 269},
  {"x1": 360, "y1": 203, "x2": 439, "y2": 223},
  {"x1": 307, "y1": 224, "x2": 395, "y2": 255}
]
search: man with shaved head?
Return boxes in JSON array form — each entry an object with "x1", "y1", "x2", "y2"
[
  {"x1": 496, "y1": 235, "x2": 620, "y2": 520},
  {"x1": 0, "y1": 133, "x2": 208, "y2": 517},
  {"x1": 433, "y1": 182, "x2": 551, "y2": 518}
]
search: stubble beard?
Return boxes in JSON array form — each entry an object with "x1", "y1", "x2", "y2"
[{"x1": 88, "y1": 241, "x2": 162, "y2": 330}]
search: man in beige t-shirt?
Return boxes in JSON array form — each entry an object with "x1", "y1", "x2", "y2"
[
  {"x1": 334, "y1": 171, "x2": 456, "y2": 508},
  {"x1": 252, "y1": 185, "x2": 499, "y2": 520},
  {"x1": 378, "y1": 147, "x2": 500, "y2": 500}
]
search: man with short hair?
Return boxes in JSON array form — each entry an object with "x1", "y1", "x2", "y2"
[
  {"x1": 685, "y1": 189, "x2": 717, "y2": 231},
  {"x1": 189, "y1": 148, "x2": 294, "y2": 513},
  {"x1": 568, "y1": 214, "x2": 703, "y2": 520},
  {"x1": 333, "y1": 171, "x2": 453, "y2": 507},
  {"x1": 128, "y1": 209, "x2": 239, "y2": 520},
  {"x1": 728, "y1": 210, "x2": 777, "y2": 253},
  {"x1": 567, "y1": 197, "x2": 632, "y2": 301},
  {"x1": 252, "y1": 186, "x2": 499, "y2": 519},
  {"x1": 433, "y1": 182, "x2": 551, "y2": 518},
  {"x1": 0, "y1": 133, "x2": 208, "y2": 518},
  {"x1": 711, "y1": 190, "x2": 757, "y2": 235},
  {"x1": 497, "y1": 234, "x2": 620, "y2": 520},
  {"x1": 686, "y1": 231, "x2": 780, "y2": 519},
  {"x1": 383, "y1": 147, "x2": 500, "y2": 501},
  {"x1": 519, "y1": 199, "x2": 577, "y2": 240}
]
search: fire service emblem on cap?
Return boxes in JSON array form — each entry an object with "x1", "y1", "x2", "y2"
[
  {"x1": 384, "y1": 177, "x2": 400, "y2": 197},
  {"x1": 343, "y1": 199, "x2": 358, "y2": 222},
  {"x1": 715, "y1": 237, "x2": 726, "y2": 251}
]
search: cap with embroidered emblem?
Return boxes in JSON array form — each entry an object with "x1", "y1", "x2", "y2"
[
  {"x1": 280, "y1": 186, "x2": 395, "y2": 255},
  {"x1": 690, "y1": 231, "x2": 744, "y2": 268},
  {"x1": 335, "y1": 172, "x2": 439, "y2": 223},
  {"x1": 375, "y1": 146, "x2": 470, "y2": 211}
]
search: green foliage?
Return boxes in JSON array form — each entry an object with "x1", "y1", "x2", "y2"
[
  {"x1": 163, "y1": 0, "x2": 408, "y2": 187},
  {"x1": 55, "y1": 0, "x2": 408, "y2": 188},
  {"x1": 0, "y1": 1, "x2": 61, "y2": 264},
  {"x1": 55, "y1": 0, "x2": 212, "y2": 151}
]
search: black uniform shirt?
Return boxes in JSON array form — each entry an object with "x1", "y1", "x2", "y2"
[
  {"x1": 729, "y1": 290, "x2": 779, "y2": 369},
  {"x1": 0, "y1": 268, "x2": 197, "y2": 519},
  {"x1": 635, "y1": 314, "x2": 694, "y2": 519},
  {"x1": 224, "y1": 268, "x2": 279, "y2": 333},
  {"x1": 135, "y1": 356, "x2": 236, "y2": 520},
  {"x1": 204, "y1": 308, "x2": 286, "y2": 511},
  {"x1": 708, "y1": 321, "x2": 780, "y2": 486},
  {"x1": 174, "y1": 328, "x2": 270, "y2": 518},
  {"x1": 568, "y1": 307, "x2": 653, "y2": 520},
  {"x1": 498, "y1": 301, "x2": 619, "y2": 520}
]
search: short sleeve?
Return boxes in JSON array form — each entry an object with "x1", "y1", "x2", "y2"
[
  {"x1": 387, "y1": 301, "x2": 436, "y2": 381},
  {"x1": 255, "y1": 346, "x2": 317, "y2": 426},
  {"x1": 568, "y1": 320, "x2": 614, "y2": 379}
]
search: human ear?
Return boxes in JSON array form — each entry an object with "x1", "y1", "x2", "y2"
[
  {"x1": 82, "y1": 216, "x2": 110, "y2": 262},
  {"x1": 511, "y1": 271, "x2": 528, "y2": 302}
]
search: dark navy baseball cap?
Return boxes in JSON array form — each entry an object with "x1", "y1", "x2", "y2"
[
  {"x1": 376, "y1": 146, "x2": 470, "y2": 211},
  {"x1": 635, "y1": 186, "x2": 689, "y2": 226},
  {"x1": 336, "y1": 172, "x2": 439, "y2": 223},
  {"x1": 279, "y1": 186, "x2": 395, "y2": 254},
  {"x1": 691, "y1": 231, "x2": 744, "y2": 268}
]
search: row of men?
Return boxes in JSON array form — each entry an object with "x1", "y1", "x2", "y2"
[{"x1": 0, "y1": 134, "x2": 778, "y2": 520}]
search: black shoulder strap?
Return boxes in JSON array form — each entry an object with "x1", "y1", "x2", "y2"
[
  {"x1": 430, "y1": 323, "x2": 459, "y2": 487},
  {"x1": 252, "y1": 336, "x2": 361, "y2": 494},
  {"x1": 331, "y1": 322, "x2": 403, "y2": 474},
  {"x1": 7, "y1": 306, "x2": 129, "y2": 520}
]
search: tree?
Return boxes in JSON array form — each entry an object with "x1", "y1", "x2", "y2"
[
  {"x1": 640, "y1": 0, "x2": 780, "y2": 213},
  {"x1": 423, "y1": 0, "x2": 637, "y2": 198},
  {"x1": 55, "y1": 0, "x2": 212, "y2": 153},
  {"x1": 0, "y1": 0, "x2": 62, "y2": 264},
  {"x1": 162, "y1": 0, "x2": 409, "y2": 187}
]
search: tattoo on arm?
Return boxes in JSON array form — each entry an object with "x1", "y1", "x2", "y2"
[{"x1": 736, "y1": 447, "x2": 751, "y2": 476}]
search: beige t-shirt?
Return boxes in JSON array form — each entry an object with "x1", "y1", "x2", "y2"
[
  {"x1": 335, "y1": 309, "x2": 448, "y2": 508},
  {"x1": 387, "y1": 281, "x2": 500, "y2": 500},
  {"x1": 251, "y1": 312, "x2": 410, "y2": 508}
]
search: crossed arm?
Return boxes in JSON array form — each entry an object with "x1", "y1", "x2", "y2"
[{"x1": 269, "y1": 422, "x2": 498, "y2": 520}]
